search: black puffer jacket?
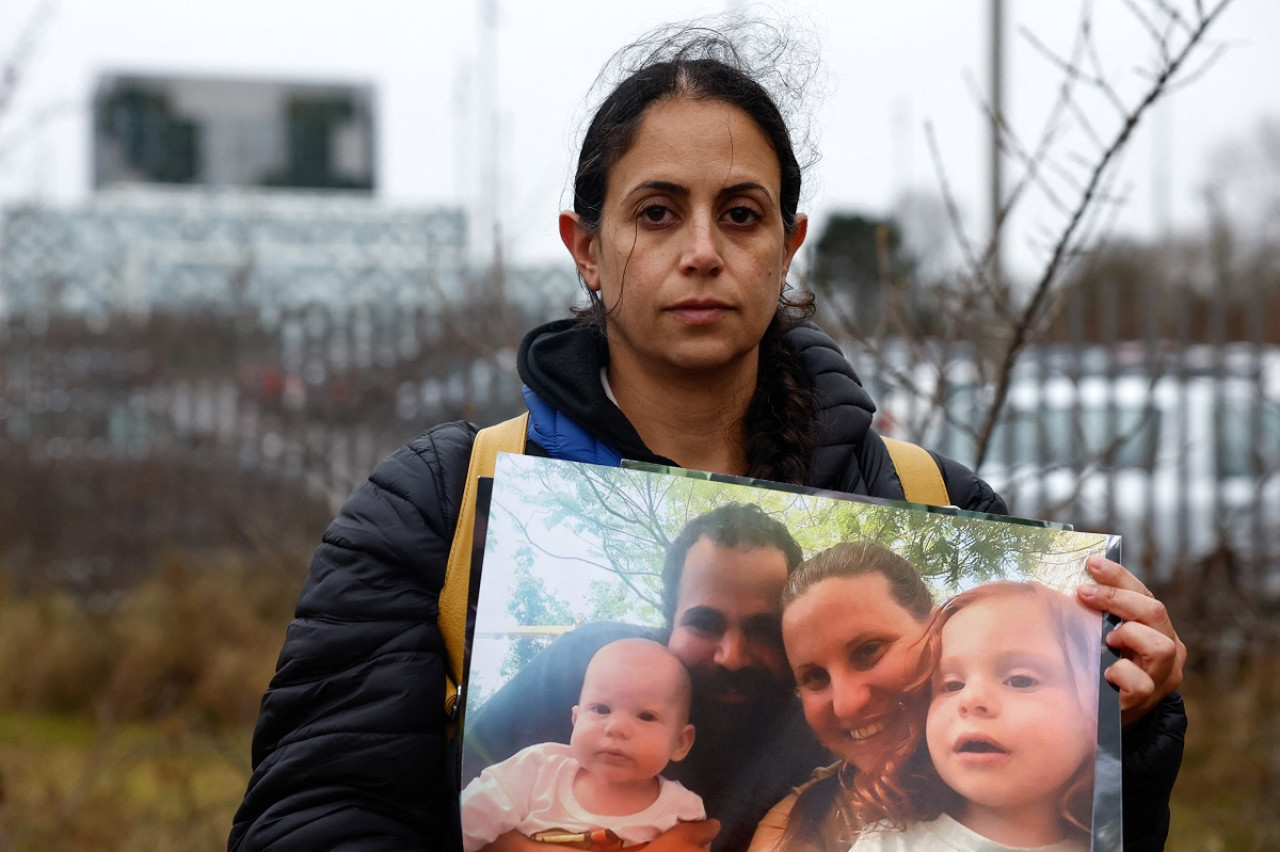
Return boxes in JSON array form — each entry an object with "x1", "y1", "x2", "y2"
[
  {"x1": 230, "y1": 320, "x2": 1184, "y2": 851},
  {"x1": 517, "y1": 320, "x2": 1007, "y2": 507}
]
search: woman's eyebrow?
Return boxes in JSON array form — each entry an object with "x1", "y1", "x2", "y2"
[
  {"x1": 625, "y1": 179, "x2": 687, "y2": 199},
  {"x1": 623, "y1": 180, "x2": 776, "y2": 202},
  {"x1": 719, "y1": 181, "x2": 775, "y2": 202},
  {"x1": 839, "y1": 629, "x2": 882, "y2": 647}
]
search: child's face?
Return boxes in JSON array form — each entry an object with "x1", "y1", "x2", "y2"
[
  {"x1": 571, "y1": 645, "x2": 695, "y2": 786},
  {"x1": 925, "y1": 595, "x2": 1095, "y2": 817}
]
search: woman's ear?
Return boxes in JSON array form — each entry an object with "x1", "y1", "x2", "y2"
[
  {"x1": 780, "y1": 214, "x2": 808, "y2": 289},
  {"x1": 559, "y1": 211, "x2": 601, "y2": 292}
]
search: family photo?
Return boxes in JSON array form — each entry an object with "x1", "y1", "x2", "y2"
[{"x1": 460, "y1": 454, "x2": 1120, "y2": 852}]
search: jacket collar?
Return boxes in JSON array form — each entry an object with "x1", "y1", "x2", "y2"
[{"x1": 516, "y1": 318, "x2": 877, "y2": 482}]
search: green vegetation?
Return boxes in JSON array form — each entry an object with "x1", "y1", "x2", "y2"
[
  {"x1": 1171, "y1": 660, "x2": 1280, "y2": 850},
  {"x1": 0, "y1": 554, "x2": 302, "y2": 851},
  {"x1": 0, "y1": 713, "x2": 252, "y2": 851}
]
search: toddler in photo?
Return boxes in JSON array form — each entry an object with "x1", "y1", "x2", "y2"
[
  {"x1": 461, "y1": 638, "x2": 704, "y2": 851},
  {"x1": 852, "y1": 581, "x2": 1100, "y2": 852}
]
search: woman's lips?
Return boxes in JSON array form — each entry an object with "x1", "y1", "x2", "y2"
[
  {"x1": 668, "y1": 300, "x2": 731, "y2": 324},
  {"x1": 844, "y1": 719, "x2": 885, "y2": 742}
]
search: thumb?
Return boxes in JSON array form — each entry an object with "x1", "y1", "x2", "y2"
[{"x1": 671, "y1": 818, "x2": 721, "y2": 849}]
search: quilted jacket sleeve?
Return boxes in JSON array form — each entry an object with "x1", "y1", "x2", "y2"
[
  {"x1": 1120, "y1": 690, "x2": 1186, "y2": 850},
  {"x1": 229, "y1": 421, "x2": 478, "y2": 852}
]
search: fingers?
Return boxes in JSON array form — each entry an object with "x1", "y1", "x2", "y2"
[
  {"x1": 646, "y1": 819, "x2": 721, "y2": 851},
  {"x1": 1106, "y1": 618, "x2": 1181, "y2": 682},
  {"x1": 1102, "y1": 620, "x2": 1185, "y2": 727},
  {"x1": 1102, "y1": 657, "x2": 1158, "y2": 729},
  {"x1": 1078, "y1": 556, "x2": 1176, "y2": 637},
  {"x1": 1078, "y1": 554, "x2": 1187, "y2": 728}
]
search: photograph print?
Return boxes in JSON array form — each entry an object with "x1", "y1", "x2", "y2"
[{"x1": 459, "y1": 453, "x2": 1121, "y2": 852}]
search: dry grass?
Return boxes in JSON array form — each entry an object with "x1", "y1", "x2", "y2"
[
  {"x1": 0, "y1": 552, "x2": 301, "y2": 727},
  {"x1": 0, "y1": 552, "x2": 303, "y2": 851},
  {"x1": 0, "y1": 714, "x2": 252, "y2": 851},
  {"x1": 1168, "y1": 659, "x2": 1280, "y2": 851}
]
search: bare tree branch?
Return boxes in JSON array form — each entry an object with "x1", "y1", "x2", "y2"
[
  {"x1": 0, "y1": 1, "x2": 55, "y2": 120},
  {"x1": 973, "y1": 0, "x2": 1236, "y2": 466}
]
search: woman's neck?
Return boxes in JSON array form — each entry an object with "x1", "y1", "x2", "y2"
[{"x1": 607, "y1": 360, "x2": 755, "y2": 476}]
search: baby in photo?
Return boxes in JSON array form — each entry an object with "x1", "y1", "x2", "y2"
[{"x1": 462, "y1": 638, "x2": 704, "y2": 851}]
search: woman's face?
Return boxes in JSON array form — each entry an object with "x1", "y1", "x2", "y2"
[
  {"x1": 560, "y1": 97, "x2": 806, "y2": 387},
  {"x1": 782, "y1": 574, "x2": 930, "y2": 772}
]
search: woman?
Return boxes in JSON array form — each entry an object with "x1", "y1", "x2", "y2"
[
  {"x1": 750, "y1": 542, "x2": 940, "y2": 852},
  {"x1": 229, "y1": 22, "x2": 1186, "y2": 852}
]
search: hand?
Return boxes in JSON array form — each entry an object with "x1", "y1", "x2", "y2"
[
  {"x1": 1077, "y1": 554, "x2": 1186, "y2": 728},
  {"x1": 642, "y1": 819, "x2": 721, "y2": 852},
  {"x1": 481, "y1": 831, "x2": 551, "y2": 852}
]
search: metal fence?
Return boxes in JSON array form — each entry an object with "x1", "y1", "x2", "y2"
[
  {"x1": 3, "y1": 267, "x2": 1278, "y2": 662},
  {"x1": 0, "y1": 302, "x2": 536, "y2": 592},
  {"x1": 842, "y1": 257, "x2": 1280, "y2": 669}
]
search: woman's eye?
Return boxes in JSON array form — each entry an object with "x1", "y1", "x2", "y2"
[
  {"x1": 796, "y1": 669, "x2": 829, "y2": 692},
  {"x1": 640, "y1": 204, "x2": 672, "y2": 224},
  {"x1": 723, "y1": 206, "x2": 760, "y2": 226},
  {"x1": 851, "y1": 641, "x2": 887, "y2": 670}
]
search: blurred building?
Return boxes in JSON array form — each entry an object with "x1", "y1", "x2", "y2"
[
  {"x1": 0, "y1": 72, "x2": 575, "y2": 318},
  {"x1": 0, "y1": 188, "x2": 470, "y2": 316},
  {"x1": 92, "y1": 73, "x2": 376, "y2": 192}
]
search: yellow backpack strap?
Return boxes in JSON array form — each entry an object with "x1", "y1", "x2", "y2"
[
  {"x1": 441, "y1": 412, "x2": 528, "y2": 719},
  {"x1": 882, "y1": 436, "x2": 951, "y2": 507}
]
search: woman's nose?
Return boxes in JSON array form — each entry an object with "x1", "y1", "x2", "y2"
[
  {"x1": 830, "y1": 671, "x2": 874, "y2": 722},
  {"x1": 680, "y1": 217, "x2": 724, "y2": 275}
]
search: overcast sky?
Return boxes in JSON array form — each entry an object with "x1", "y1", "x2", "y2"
[{"x1": 2, "y1": 0, "x2": 1277, "y2": 280}]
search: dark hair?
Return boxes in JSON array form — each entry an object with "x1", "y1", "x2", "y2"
[
  {"x1": 570, "y1": 23, "x2": 819, "y2": 484},
  {"x1": 660, "y1": 502, "x2": 803, "y2": 626},
  {"x1": 780, "y1": 541, "x2": 935, "y2": 621},
  {"x1": 572, "y1": 53, "x2": 803, "y2": 235}
]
